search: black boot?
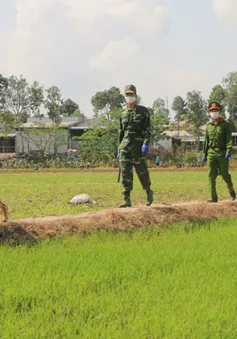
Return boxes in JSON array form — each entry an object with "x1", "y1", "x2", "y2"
[
  {"x1": 207, "y1": 198, "x2": 218, "y2": 203},
  {"x1": 230, "y1": 190, "x2": 236, "y2": 201},
  {"x1": 146, "y1": 188, "x2": 153, "y2": 206},
  {"x1": 119, "y1": 191, "x2": 131, "y2": 208}
]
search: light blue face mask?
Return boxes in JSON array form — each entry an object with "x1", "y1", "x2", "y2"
[{"x1": 125, "y1": 96, "x2": 136, "y2": 104}]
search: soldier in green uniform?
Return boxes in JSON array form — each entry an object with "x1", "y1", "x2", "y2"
[
  {"x1": 202, "y1": 102, "x2": 236, "y2": 202},
  {"x1": 118, "y1": 84, "x2": 153, "y2": 207}
]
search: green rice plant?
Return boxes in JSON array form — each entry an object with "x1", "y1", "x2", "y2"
[
  {"x1": 1, "y1": 218, "x2": 237, "y2": 337},
  {"x1": 0, "y1": 170, "x2": 236, "y2": 219}
]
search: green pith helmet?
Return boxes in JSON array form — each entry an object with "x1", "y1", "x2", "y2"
[{"x1": 124, "y1": 84, "x2": 137, "y2": 95}]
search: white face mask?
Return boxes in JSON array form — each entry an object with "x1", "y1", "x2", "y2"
[
  {"x1": 210, "y1": 111, "x2": 219, "y2": 120},
  {"x1": 125, "y1": 96, "x2": 136, "y2": 104}
]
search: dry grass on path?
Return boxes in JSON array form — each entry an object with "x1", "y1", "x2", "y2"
[{"x1": 0, "y1": 200, "x2": 236, "y2": 244}]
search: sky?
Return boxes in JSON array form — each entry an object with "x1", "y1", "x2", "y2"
[{"x1": 1, "y1": 0, "x2": 237, "y2": 117}]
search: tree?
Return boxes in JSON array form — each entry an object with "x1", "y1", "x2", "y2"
[
  {"x1": 209, "y1": 85, "x2": 226, "y2": 106},
  {"x1": 19, "y1": 124, "x2": 67, "y2": 166},
  {"x1": 44, "y1": 86, "x2": 62, "y2": 122},
  {"x1": 0, "y1": 75, "x2": 30, "y2": 123},
  {"x1": 150, "y1": 98, "x2": 170, "y2": 143},
  {"x1": 91, "y1": 90, "x2": 108, "y2": 117},
  {"x1": 28, "y1": 81, "x2": 44, "y2": 117},
  {"x1": 222, "y1": 72, "x2": 237, "y2": 124},
  {"x1": 172, "y1": 96, "x2": 187, "y2": 137},
  {"x1": 91, "y1": 86, "x2": 124, "y2": 119},
  {"x1": 152, "y1": 98, "x2": 170, "y2": 118},
  {"x1": 107, "y1": 87, "x2": 124, "y2": 110},
  {"x1": 209, "y1": 85, "x2": 226, "y2": 118},
  {"x1": 107, "y1": 108, "x2": 123, "y2": 121},
  {"x1": 186, "y1": 90, "x2": 208, "y2": 150},
  {"x1": 60, "y1": 98, "x2": 79, "y2": 117},
  {"x1": 172, "y1": 96, "x2": 186, "y2": 120},
  {"x1": 78, "y1": 117, "x2": 119, "y2": 165},
  {"x1": 0, "y1": 74, "x2": 8, "y2": 109},
  {"x1": 0, "y1": 112, "x2": 15, "y2": 134},
  {"x1": 0, "y1": 76, "x2": 44, "y2": 122}
]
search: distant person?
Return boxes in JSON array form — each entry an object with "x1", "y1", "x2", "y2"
[
  {"x1": 117, "y1": 84, "x2": 153, "y2": 207},
  {"x1": 155, "y1": 156, "x2": 160, "y2": 167},
  {"x1": 86, "y1": 162, "x2": 90, "y2": 169},
  {"x1": 202, "y1": 102, "x2": 236, "y2": 202}
]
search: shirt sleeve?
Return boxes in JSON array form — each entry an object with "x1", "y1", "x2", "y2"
[
  {"x1": 143, "y1": 108, "x2": 151, "y2": 145},
  {"x1": 203, "y1": 126, "x2": 209, "y2": 157},
  {"x1": 118, "y1": 116, "x2": 124, "y2": 146},
  {"x1": 226, "y1": 122, "x2": 232, "y2": 154}
]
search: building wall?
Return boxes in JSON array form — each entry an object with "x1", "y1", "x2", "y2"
[
  {"x1": 153, "y1": 138, "x2": 172, "y2": 150},
  {"x1": 15, "y1": 131, "x2": 68, "y2": 154}
]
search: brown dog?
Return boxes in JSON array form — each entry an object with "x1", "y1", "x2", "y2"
[{"x1": 0, "y1": 201, "x2": 8, "y2": 222}]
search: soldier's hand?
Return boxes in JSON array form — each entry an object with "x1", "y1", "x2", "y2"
[
  {"x1": 202, "y1": 157, "x2": 207, "y2": 162},
  {"x1": 225, "y1": 153, "x2": 231, "y2": 159},
  {"x1": 141, "y1": 144, "x2": 149, "y2": 155}
]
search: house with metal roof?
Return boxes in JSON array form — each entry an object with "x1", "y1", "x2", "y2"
[
  {"x1": 152, "y1": 125, "x2": 206, "y2": 152},
  {"x1": 14, "y1": 117, "x2": 98, "y2": 154}
]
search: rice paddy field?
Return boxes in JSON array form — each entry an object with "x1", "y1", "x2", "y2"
[
  {"x1": 0, "y1": 169, "x2": 236, "y2": 219},
  {"x1": 0, "y1": 169, "x2": 237, "y2": 338}
]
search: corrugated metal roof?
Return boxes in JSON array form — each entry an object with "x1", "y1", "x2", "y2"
[
  {"x1": 21, "y1": 117, "x2": 98, "y2": 129},
  {"x1": 70, "y1": 126, "x2": 92, "y2": 130},
  {"x1": 181, "y1": 136, "x2": 205, "y2": 142},
  {"x1": 0, "y1": 133, "x2": 16, "y2": 137},
  {"x1": 163, "y1": 130, "x2": 193, "y2": 137},
  {"x1": 27, "y1": 117, "x2": 84, "y2": 123}
]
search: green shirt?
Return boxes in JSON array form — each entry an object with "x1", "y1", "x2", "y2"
[
  {"x1": 203, "y1": 119, "x2": 232, "y2": 157},
  {"x1": 118, "y1": 105, "x2": 151, "y2": 151}
]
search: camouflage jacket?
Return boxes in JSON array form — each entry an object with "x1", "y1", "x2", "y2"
[
  {"x1": 118, "y1": 105, "x2": 151, "y2": 151},
  {"x1": 203, "y1": 119, "x2": 232, "y2": 157}
]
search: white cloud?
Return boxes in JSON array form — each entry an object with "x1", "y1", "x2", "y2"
[
  {"x1": 1, "y1": 0, "x2": 168, "y2": 115},
  {"x1": 3, "y1": 0, "x2": 237, "y2": 118},
  {"x1": 14, "y1": 0, "x2": 54, "y2": 40},
  {"x1": 89, "y1": 37, "x2": 140, "y2": 71},
  {"x1": 212, "y1": 0, "x2": 237, "y2": 27}
]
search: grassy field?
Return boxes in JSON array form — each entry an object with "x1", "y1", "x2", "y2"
[
  {"x1": 1, "y1": 170, "x2": 237, "y2": 338},
  {"x1": 1, "y1": 218, "x2": 237, "y2": 338},
  {"x1": 0, "y1": 169, "x2": 236, "y2": 219}
]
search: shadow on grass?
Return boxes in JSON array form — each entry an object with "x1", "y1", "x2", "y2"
[
  {"x1": 0, "y1": 223, "x2": 37, "y2": 246},
  {"x1": 183, "y1": 218, "x2": 218, "y2": 233}
]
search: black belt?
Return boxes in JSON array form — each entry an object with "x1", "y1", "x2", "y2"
[{"x1": 209, "y1": 147, "x2": 226, "y2": 151}]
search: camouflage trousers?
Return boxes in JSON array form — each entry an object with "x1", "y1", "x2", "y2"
[{"x1": 119, "y1": 149, "x2": 151, "y2": 193}]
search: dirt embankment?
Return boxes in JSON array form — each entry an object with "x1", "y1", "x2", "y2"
[
  {"x1": 0, "y1": 200, "x2": 236, "y2": 244},
  {"x1": 0, "y1": 167, "x2": 209, "y2": 174}
]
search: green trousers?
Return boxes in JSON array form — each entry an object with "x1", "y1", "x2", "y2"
[
  {"x1": 207, "y1": 150, "x2": 234, "y2": 200},
  {"x1": 119, "y1": 149, "x2": 151, "y2": 193}
]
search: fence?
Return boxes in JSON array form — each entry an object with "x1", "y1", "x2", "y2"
[{"x1": 0, "y1": 146, "x2": 16, "y2": 153}]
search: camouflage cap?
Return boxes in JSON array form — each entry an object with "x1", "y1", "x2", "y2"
[
  {"x1": 124, "y1": 84, "x2": 137, "y2": 94},
  {"x1": 208, "y1": 102, "x2": 222, "y2": 111}
]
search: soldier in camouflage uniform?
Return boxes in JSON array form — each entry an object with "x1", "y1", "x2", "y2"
[
  {"x1": 118, "y1": 84, "x2": 153, "y2": 207},
  {"x1": 202, "y1": 102, "x2": 236, "y2": 202}
]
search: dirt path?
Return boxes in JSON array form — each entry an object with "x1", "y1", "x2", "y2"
[
  {"x1": 0, "y1": 200, "x2": 236, "y2": 244},
  {"x1": 0, "y1": 166, "x2": 213, "y2": 174},
  {"x1": 0, "y1": 168, "x2": 209, "y2": 174}
]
